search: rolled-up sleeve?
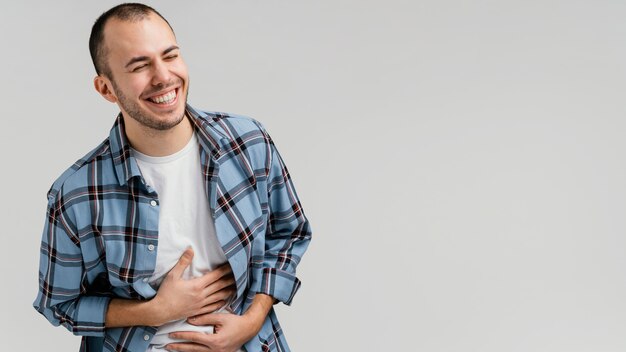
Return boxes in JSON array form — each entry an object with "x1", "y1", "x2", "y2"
[{"x1": 33, "y1": 196, "x2": 110, "y2": 336}]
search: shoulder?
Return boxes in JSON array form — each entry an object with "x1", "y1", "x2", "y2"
[
  {"x1": 196, "y1": 109, "x2": 270, "y2": 140},
  {"x1": 46, "y1": 138, "x2": 112, "y2": 203},
  {"x1": 193, "y1": 108, "x2": 275, "y2": 171}
]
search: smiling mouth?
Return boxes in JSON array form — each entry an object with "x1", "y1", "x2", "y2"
[{"x1": 146, "y1": 88, "x2": 178, "y2": 106}]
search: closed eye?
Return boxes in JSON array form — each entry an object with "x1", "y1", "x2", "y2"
[{"x1": 132, "y1": 64, "x2": 148, "y2": 72}]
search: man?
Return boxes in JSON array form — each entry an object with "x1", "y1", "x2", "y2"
[{"x1": 33, "y1": 3, "x2": 312, "y2": 352}]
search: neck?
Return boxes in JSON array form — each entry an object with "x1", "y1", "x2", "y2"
[{"x1": 123, "y1": 113, "x2": 194, "y2": 157}]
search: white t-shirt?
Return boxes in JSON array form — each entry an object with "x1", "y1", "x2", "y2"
[{"x1": 132, "y1": 133, "x2": 238, "y2": 351}]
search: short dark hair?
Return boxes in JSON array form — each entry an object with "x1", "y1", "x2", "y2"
[{"x1": 89, "y1": 3, "x2": 174, "y2": 78}]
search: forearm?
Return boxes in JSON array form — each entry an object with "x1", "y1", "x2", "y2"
[
  {"x1": 242, "y1": 293, "x2": 275, "y2": 332},
  {"x1": 105, "y1": 298, "x2": 163, "y2": 328}
]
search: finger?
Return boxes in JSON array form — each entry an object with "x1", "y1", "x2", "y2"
[
  {"x1": 202, "y1": 285, "x2": 236, "y2": 307},
  {"x1": 190, "y1": 300, "x2": 227, "y2": 318},
  {"x1": 216, "y1": 262, "x2": 233, "y2": 273},
  {"x1": 203, "y1": 275, "x2": 236, "y2": 295},
  {"x1": 165, "y1": 342, "x2": 211, "y2": 352},
  {"x1": 199, "y1": 263, "x2": 234, "y2": 286},
  {"x1": 186, "y1": 312, "x2": 226, "y2": 326},
  {"x1": 169, "y1": 331, "x2": 217, "y2": 345},
  {"x1": 196, "y1": 290, "x2": 234, "y2": 316},
  {"x1": 169, "y1": 248, "x2": 194, "y2": 278}
]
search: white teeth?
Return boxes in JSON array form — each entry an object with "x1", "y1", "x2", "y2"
[{"x1": 149, "y1": 90, "x2": 176, "y2": 104}]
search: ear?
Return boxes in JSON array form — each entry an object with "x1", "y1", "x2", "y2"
[{"x1": 94, "y1": 75, "x2": 118, "y2": 103}]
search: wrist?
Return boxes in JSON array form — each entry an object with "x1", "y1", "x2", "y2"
[
  {"x1": 106, "y1": 298, "x2": 166, "y2": 328},
  {"x1": 145, "y1": 296, "x2": 167, "y2": 327},
  {"x1": 242, "y1": 309, "x2": 265, "y2": 334},
  {"x1": 242, "y1": 294, "x2": 274, "y2": 333}
]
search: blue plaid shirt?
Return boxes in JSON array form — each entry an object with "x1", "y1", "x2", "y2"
[{"x1": 33, "y1": 105, "x2": 312, "y2": 352}]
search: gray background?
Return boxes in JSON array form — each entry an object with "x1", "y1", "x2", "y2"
[{"x1": 2, "y1": 0, "x2": 626, "y2": 351}]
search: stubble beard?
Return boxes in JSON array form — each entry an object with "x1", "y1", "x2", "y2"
[{"x1": 111, "y1": 79, "x2": 189, "y2": 131}]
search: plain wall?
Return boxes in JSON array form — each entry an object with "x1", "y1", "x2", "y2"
[{"x1": 2, "y1": 0, "x2": 626, "y2": 351}]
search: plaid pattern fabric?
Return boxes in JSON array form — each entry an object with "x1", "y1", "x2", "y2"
[{"x1": 33, "y1": 105, "x2": 312, "y2": 352}]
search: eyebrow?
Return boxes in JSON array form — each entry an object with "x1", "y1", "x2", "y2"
[{"x1": 124, "y1": 45, "x2": 180, "y2": 68}]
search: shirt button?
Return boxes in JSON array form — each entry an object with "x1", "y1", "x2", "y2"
[
  {"x1": 148, "y1": 244, "x2": 155, "y2": 251},
  {"x1": 142, "y1": 278, "x2": 149, "y2": 283},
  {"x1": 150, "y1": 200, "x2": 158, "y2": 206},
  {"x1": 144, "y1": 334, "x2": 150, "y2": 341}
]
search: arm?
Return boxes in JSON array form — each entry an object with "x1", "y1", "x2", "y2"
[
  {"x1": 34, "y1": 197, "x2": 236, "y2": 333},
  {"x1": 251, "y1": 127, "x2": 313, "y2": 305}
]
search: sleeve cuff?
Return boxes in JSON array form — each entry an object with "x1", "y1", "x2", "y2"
[
  {"x1": 52, "y1": 295, "x2": 111, "y2": 337},
  {"x1": 254, "y1": 267, "x2": 302, "y2": 306}
]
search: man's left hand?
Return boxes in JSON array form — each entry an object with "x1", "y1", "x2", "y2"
[{"x1": 165, "y1": 313, "x2": 259, "y2": 352}]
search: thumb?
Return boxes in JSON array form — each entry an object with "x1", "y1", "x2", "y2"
[
  {"x1": 169, "y1": 247, "x2": 194, "y2": 278},
  {"x1": 188, "y1": 312, "x2": 224, "y2": 326}
]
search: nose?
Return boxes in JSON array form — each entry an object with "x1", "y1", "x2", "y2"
[{"x1": 151, "y1": 59, "x2": 171, "y2": 86}]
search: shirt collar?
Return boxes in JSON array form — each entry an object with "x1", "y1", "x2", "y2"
[{"x1": 109, "y1": 104, "x2": 230, "y2": 186}]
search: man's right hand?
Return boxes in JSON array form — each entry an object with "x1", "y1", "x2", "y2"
[
  {"x1": 105, "y1": 248, "x2": 236, "y2": 328},
  {"x1": 150, "y1": 248, "x2": 237, "y2": 326}
]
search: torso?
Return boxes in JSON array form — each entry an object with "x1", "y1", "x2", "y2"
[{"x1": 133, "y1": 132, "x2": 233, "y2": 349}]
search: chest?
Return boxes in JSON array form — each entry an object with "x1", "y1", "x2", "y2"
[{"x1": 74, "y1": 154, "x2": 268, "y2": 298}]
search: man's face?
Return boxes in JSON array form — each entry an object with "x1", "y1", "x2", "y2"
[{"x1": 101, "y1": 14, "x2": 189, "y2": 131}]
